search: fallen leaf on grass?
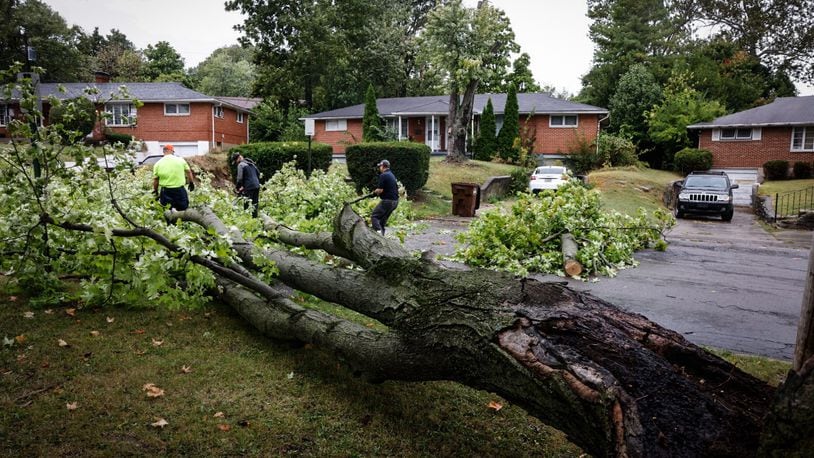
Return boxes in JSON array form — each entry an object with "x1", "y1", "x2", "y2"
[
  {"x1": 151, "y1": 338, "x2": 164, "y2": 347},
  {"x1": 66, "y1": 402, "x2": 78, "y2": 411},
  {"x1": 143, "y1": 383, "x2": 165, "y2": 398},
  {"x1": 151, "y1": 418, "x2": 169, "y2": 428},
  {"x1": 217, "y1": 424, "x2": 231, "y2": 432},
  {"x1": 9, "y1": 296, "x2": 17, "y2": 302},
  {"x1": 44, "y1": 309, "x2": 53, "y2": 314},
  {"x1": 131, "y1": 329, "x2": 145, "y2": 335},
  {"x1": 287, "y1": 372, "x2": 294, "y2": 380},
  {"x1": 487, "y1": 401, "x2": 503, "y2": 411},
  {"x1": 15, "y1": 335, "x2": 26, "y2": 344},
  {"x1": 180, "y1": 365, "x2": 192, "y2": 374},
  {"x1": 134, "y1": 349, "x2": 146, "y2": 356},
  {"x1": 65, "y1": 308, "x2": 76, "y2": 317},
  {"x1": 106, "y1": 316, "x2": 114, "y2": 323},
  {"x1": 90, "y1": 331, "x2": 100, "y2": 337},
  {"x1": 3, "y1": 336, "x2": 14, "y2": 347},
  {"x1": 41, "y1": 361, "x2": 50, "y2": 368},
  {"x1": 58, "y1": 339, "x2": 69, "y2": 347},
  {"x1": 213, "y1": 411, "x2": 225, "y2": 418},
  {"x1": 23, "y1": 311, "x2": 34, "y2": 319}
]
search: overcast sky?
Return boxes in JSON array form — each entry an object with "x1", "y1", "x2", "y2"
[{"x1": 43, "y1": 0, "x2": 811, "y2": 96}]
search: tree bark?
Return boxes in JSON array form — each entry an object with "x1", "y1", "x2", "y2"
[
  {"x1": 161, "y1": 204, "x2": 776, "y2": 457},
  {"x1": 446, "y1": 78, "x2": 479, "y2": 162},
  {"x1": 794, "y1": 233, "x2": 814, "y2": 372}
]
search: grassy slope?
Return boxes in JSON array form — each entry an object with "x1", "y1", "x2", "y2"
[
  {"x1": 758, "y1": 179, "x2": 814, "y2": 196},
  {"x1": 588, "y1": 167, "x2": 680, "y2": 215}
]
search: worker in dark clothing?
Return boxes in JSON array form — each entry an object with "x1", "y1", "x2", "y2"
[
  {"x1": 231, "y1": 152, "x2": 261, "y2": 218},
  {"x1": 371, "y1": 159, "x2": 399, "y2": 235}
]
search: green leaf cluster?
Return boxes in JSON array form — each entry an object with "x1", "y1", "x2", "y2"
[{"x1": 452, "y1": 181, "x2": 674, "y2": 277}]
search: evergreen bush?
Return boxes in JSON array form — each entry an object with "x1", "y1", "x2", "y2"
[
  {"x1": 227, "y1": 141, "x2": 333, "y2": 183},
  {"x1": 345, "y1": 142, "x2": 430, "y2": 195},
  {"x1": 793, "y1": 161, "x2": 813, "y2": 179},
  {"x1": 496, "y1": 84, "x2": 520, "y2": 162},
  {"x1": 673, "y1": 148, "x2": 713, "y2": 174},
  {"x1": 763, "y1": 160, "x2": 790, "y2": 180},
  {"x1": 474, "y1": 98, "x2": 496, "y2": 160}
]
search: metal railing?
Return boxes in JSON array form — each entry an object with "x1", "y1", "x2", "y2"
[{"x1": 775, "y1": 186, "x2": 814, "y2": 220}]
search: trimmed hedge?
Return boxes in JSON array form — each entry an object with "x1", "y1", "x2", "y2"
[
  {"x1": 763, "y1": 160, "x2": 789, "y2": 181},
  {"x1": 227, "y1": 141, "x2": 333, "y2": 183},
  {"x1": 793, "y1": 161, "x2": 813, "y2": 179},
  {"x1": 105, "y1": 132, "x2": 133, "y2": 146},
  {"x1": 346, "y1": 142, "x2": 430, "y2": 195},
  {"x1": 673, "y1": 148, "x2": 713, "y2": 174}
]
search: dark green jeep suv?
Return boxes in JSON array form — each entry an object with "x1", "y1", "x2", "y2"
[{"x1": 675, "y1": 171, "x2": 739, "y2": 222}]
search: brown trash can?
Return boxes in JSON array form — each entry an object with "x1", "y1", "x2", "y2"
[{"x1": 451, "y1": 182, "x2": 481, "y2": 217}]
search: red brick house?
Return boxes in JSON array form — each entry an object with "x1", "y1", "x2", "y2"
[
  {"x1": 305, "y1": 93, "x2": 609, "y2": 161},
  {"x1": 0, "y1": 76, "x2": 252, "y2": 157},
  {"x1": 688, "y1": 96, "x2": 814, "y2": 168}
]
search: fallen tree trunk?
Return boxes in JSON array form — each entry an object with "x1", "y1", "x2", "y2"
[
  {"x1": 164, "y1": 205, "x2": 775, "y2": 457},
  {"x1": 562, "y1": 232, "x2": 583, "y2": 277}
]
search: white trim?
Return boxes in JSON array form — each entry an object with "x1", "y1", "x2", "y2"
[
  {"x1": 164, "y1": 103, "x2": 191, "y2": 116},
  {"x1": 719, "y1": 127, "x2": 755, "y2": 140},
  {"x1": 712, "y1": 129, "x2": 720, "y2": 141},
  {"x1": 752, "y1": 128, "x2": 762, "y2": 140},
  {"x1": 549, "y1": 114, "x2": 578, "y2": 128}
]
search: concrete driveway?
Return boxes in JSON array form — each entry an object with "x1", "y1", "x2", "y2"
[{"x1": 403, "y1": 208, "x2": 812, "y2": 360}]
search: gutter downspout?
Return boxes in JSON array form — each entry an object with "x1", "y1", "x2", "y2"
[
  {"x1": 211, "y1": 104, "x2": 216, "y2": 151},
  {"x1": 596, "y1": 113, "x2": 610, "y2": 156},
  {"x1": 247, "y1": 112, "x2": 250, "y2": 143}
]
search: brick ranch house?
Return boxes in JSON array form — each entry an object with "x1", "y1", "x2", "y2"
[
  {"x1": 305, "y1": 93, "x2": 609, "y2": 161},
  {"x1": 0, "y1": 73, "x2": 255, "y2": 157},
  {"x1": 687, "y1": 96, "x2": 814, "y2": 169}
]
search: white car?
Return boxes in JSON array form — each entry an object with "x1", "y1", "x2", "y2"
[{"x1": 529, "y1": 166, "x2": 570, "y2": 193}]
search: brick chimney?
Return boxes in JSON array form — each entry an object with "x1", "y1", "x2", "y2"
[{"x1": 94, "y1": 71, "x2": 111, "y2": 83}]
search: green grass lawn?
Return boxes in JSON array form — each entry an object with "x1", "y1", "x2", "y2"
[
  {"x1": 588, "y1": 167, "x2": 681, "y2": 215},
  {"x1": 0, "y1": 291, "x2": 579, "y2": 456},
  {"x1": 757, "y1": 179, "x2": 814, "y2": 196}
]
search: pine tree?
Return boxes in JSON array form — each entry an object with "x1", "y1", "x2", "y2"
[
  {"x1": 474, "y1": 98, "x2": 497, "y2": 160},
  {"x1": 362, "y1": 84, "x2": 383, "y2": 142},
  {"x1": 496, "y1": 83, "x2": 519, "y2": 162}
]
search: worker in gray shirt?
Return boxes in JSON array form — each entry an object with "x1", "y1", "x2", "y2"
[{"x1": 230, "y1": 152, "x2": 261, "y2": 217}]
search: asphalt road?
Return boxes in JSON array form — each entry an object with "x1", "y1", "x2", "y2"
[{"x1": 404, "y1": 207, "x2": 812, "y2": 360}]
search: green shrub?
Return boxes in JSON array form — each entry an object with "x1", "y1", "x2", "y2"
[
  {"x1": 568, "y1": 135, "x2": 599, "y2": 175},
  {"x1": 509, "y1": 167, "x2": 532, "y2": 194},
  {"x1": 598, "y1": 133, "x2": 639, "y2": 167},
  {"x1": 793, "y1": 161, "x2": 813, "y2": 179},
  {"x1": 346, "y1": 142, "x2": 430, "y2": 195},
  {"x1": 47, "y1": 97, "x2": 96, "y2": 141},
  {"x1": 673, "y1": 148, "x2": 713, "y2": 174},
  {"x1": 228, "y1": 141, "x2": 333, "y2": 183},
  {"x1": 763, "y1": 160, "x2": 790, "y2": 180},
  {"x1": 104, "y1": 132, "x2": 133, "y2": 146}
]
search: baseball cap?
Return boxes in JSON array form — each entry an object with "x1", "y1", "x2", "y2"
[
  {"x1": 230, "y1": 152, "x2": 241, "y2": 163},
  {"x1": 163, "y1": 144, "x2": 174, "y2": 152},
  {"x1": 377, "y1": 159, "x2": 390, "y2": 168}
]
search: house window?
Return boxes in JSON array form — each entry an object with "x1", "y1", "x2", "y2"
[
  {"x1": 325, "y1": 119, "x2": 347, "y2": 131},
  {"x1": 0, "y1": 104, "x2": 8, "y2": 126},
  {"x1": 386, "y1": 117, "x2": 409, "y2": 139},
  {"x1": 495, "y1": 115, "x2": 504, "y2": 133},
  {"x1": 550, "y1": 115, "x2": 578, "y2": 127},
  {"x1": 792, "y1": 127, "x2": 814, "y2": 152},
  {"x1": 213, "y1": 106, "x2": 224, "y2": 118},
  {"x1": 237, "y1": 112, "x2": 244, "y2": 123},
  {"x1": 720, "y1": 128, "x2": 753, "y2": 140},
  {"x1": 105, "y1": 103, "x2": 136, "y2": 126},
  {"x1": 164, "y1": 103, "x2": 190, "y2": 116}
]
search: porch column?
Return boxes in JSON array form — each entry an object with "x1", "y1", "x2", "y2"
[
  {"x1": 398, "y1": 115, "x2": 402, "y2": 140},
  {"x1": 431, "y1": 115, "x2": 436, "y2": 150}
]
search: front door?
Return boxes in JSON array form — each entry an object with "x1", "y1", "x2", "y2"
[{"x1": 426, "y1": 116, "x2": 440, "y2": 151}]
